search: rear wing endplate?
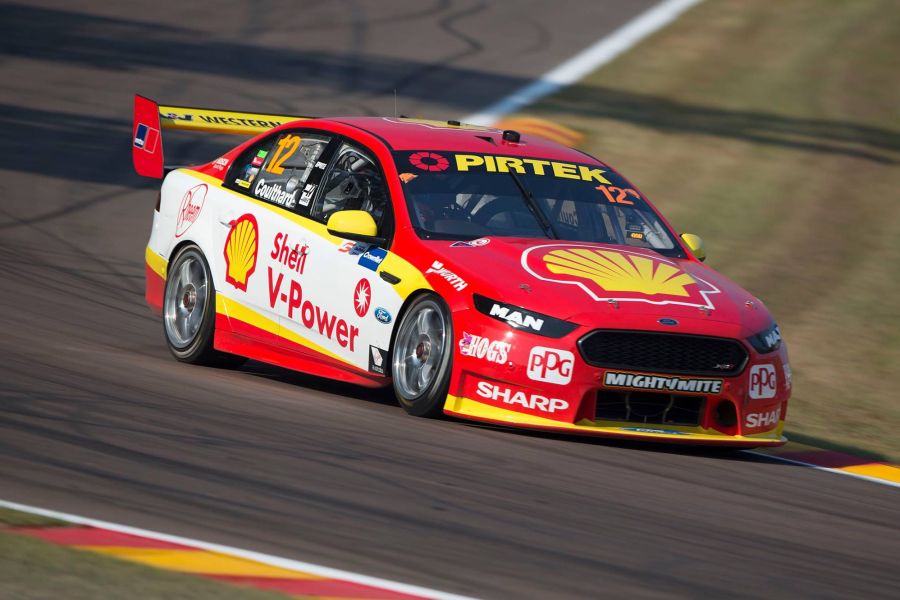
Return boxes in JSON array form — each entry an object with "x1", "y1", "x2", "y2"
[{"x1": 132, "y1": 95, "x2": 310, "y2": 178}]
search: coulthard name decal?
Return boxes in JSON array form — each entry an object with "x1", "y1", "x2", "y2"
[{"x1": 604, "y1": 372, "x2": 723, "y2": 394}]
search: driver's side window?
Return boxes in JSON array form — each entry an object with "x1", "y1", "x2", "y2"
[{"x1": 311, "y1": 143, "x2": 388, "y2": 231}]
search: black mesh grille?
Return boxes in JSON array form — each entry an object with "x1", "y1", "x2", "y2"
[
  {"x1": 578, "y1": 330, "x2": 748, "y2": 376},
  {"x1": 596, "y1": 391, "x2": 704, "y2": 426}
]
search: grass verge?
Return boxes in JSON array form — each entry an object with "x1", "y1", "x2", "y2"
[
  {"x1": 520, "y1": 0, "x2": 900, "y2": 460},
  {"x1": 0, "y1": 509, "x2": 289, "y2": 600}
]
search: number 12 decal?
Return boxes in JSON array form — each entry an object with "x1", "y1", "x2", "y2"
[
  {"x1": 597, "y1": 185, "x2": 639, "y2": 205},
  {"x1": 267, "y1": 134, "x2": 301, "y2": 175}
]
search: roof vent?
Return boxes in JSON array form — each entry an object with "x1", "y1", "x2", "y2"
[
  {"x1": 447, "y1": 119, "x2": 461, "y2": 126},
  {"x1": 502, "y1": 129, "x2": 521, "y2": 143}
]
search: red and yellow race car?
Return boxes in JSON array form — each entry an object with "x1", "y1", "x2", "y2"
[{"x1": 134, "y1": 95, "x2": 789, "y2": 447}]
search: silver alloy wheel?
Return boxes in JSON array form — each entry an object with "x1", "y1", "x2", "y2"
[
  {"x1": 393, "y1": 299, "x2": 447, "y2": 399},
  {"x1": 164, "y1": 252, "x2": 208, "y2": 349}
]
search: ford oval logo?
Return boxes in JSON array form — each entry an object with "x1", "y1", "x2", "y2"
[
  {"x1": 658, "y1": 318, "x2": 679, "y2": 326},
  {"x1": 374, "y1": 307, "x2": 392, "y2": 324}
]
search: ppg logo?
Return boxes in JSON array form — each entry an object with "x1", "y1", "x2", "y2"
[
  {"x1": 527, "y1": 346, "x2": 574, "y2": 385},
  {"x1": 749, "y1": 364, "x2": 777, "y2": 399}
]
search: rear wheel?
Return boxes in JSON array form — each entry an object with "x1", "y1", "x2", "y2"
[
  {"x1": 392, "y1": 294, "x2": 453, "y2": 417},
  {"x1": 163, "y1": 245, "x2": 245, "y2": 368}
]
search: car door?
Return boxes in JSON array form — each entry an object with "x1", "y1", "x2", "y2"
[
  {"x1": 215, "y1": 130, "x2": 336, "y2": 343},
  {"x1": 278, "y1": 140, "x2": 403, "y2": 376}
]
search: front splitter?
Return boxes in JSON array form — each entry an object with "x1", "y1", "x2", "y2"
[{"x1": 444, "y1": 395, "x2": 786, "y2": 447}]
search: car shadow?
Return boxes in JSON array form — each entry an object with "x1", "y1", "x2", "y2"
[
  {"x1": 230, "y1": 360, "x2": 782, "y2": 463},
  {"x1": 237, "y1": 359, "x2": 397, "y2": 408},
  {"x1": 452, "y1": 419, "x2": 785, "y2": 463}
]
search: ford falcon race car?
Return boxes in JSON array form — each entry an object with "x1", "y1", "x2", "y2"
[{"x1": 134, "y1": 95, "x2": 790, "y2": 447}]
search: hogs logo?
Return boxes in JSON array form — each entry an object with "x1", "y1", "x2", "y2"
[
  {"x1": 224, "y1": 214, "x2": 259, "y2": 291},
  {"x1": 522, "y1": 244, "x2": 719, "y2": 309},
  {"x1": 175, "y1": 184, "x2": 207, "y2": 238}
]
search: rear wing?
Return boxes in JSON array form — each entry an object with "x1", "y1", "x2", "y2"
[{"x1": 132, "y1": 95, "x2": 310, "y2": 178}]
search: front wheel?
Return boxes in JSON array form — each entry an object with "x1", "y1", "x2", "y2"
[
  {"x1": 163, "y1": 245, "x2": 245, "y2": 368},
  {"x1": 391, "y1": 294, "x2": 453, "y2": 417}
]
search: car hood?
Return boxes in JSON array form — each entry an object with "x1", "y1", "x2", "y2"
[{"x1": 422, "y1": 238, "x2": 773, "y2": 337}]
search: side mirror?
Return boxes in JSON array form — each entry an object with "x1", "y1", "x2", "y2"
[
  {"x1": 326, "y1": 210, "x2": 384, "y2": 246},
  {"x1": 680, "y1": 233, "x2": 706, "y2": 262}
]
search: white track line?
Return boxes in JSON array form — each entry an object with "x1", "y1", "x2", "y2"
[
  {"x1": 744, "y1": 452, "x2": 900, "y2": 489},
  {"x1": 0, "y1": 499, "x2": 478, "y2": 600},
  {"x1": 464, "y1": 0, "x2": 705, "y2": 126}
]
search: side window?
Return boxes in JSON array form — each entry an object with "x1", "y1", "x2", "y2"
[
  {"x1": 226, "y1": 132, "x2": 333, "y2": 212},
  {"x1": 311, "y1": 143, "x2": 389, "y2": 231}
]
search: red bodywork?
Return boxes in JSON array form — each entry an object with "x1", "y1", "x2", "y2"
[{"x1": 148, "y1": 116, "x2": 790, "y2": 446}]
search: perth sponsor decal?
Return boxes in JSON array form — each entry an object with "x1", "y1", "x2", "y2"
[
  {"x1": 749, "y1": 364, "x2": 777, "y2": 399},
  {"x1": 133, "y1": 123, "x2": 159, "y2": 152},
  {"x1": 270, "y1": 233, "x2": 309, "y2": 275},
  {"x1": 267, "y1": 266, "x2": 360, "y2": 352},
  {"x1": 490, "y1": 303, "x2": 543, "y2": 332},
  {"x1": 374, "y1": 307, "x2": 392, "y2": 324},
  {"x1": 450, "y1": 238, "x2": 490, "y2": 248},
  {"x1": 353, "y1": 279, "x2": 371, "y2": 318},
  {"x1": 369, "y1": 345, "x2": 387, "y2": 375},
  {"x1": 619, "y1": 427, "x2": 689, "y2": 435},
  {"x1": 254, "y1": 178, "x2": 297, "y2": 208},
  {"x1": 223, "y1": 214, "x2": 259, "y2": 291},
  {"x1": 454, "y1": 154, "x2": 612, "y2": 183},
  {"x1": 745, "y1": 407, "x2": 781, "y2": 429},
  {"x1": 175, "y1": 183, "x2": 206, "y2": 238},
  {"x1": 604, "y1": 372, "x2": 723, "y2": 394},
  {"x1": 475, "y1": 381, "x2": 569, "y2": 414},
  {"x1": 425, "y1": 260, "x2": 467, "y2": 291},
  {"x1": 358, "y1": 247, "x2": 387, "y2": 272},
  {"x1": 527, "y1": 346, "x2": 574, "y2": 385},
  {"x1": 458, "y1": 332, "x2": 510, "y2": 364},
  {"x1": 212, "y1": 157, "x2": 230, "y2": 171}
]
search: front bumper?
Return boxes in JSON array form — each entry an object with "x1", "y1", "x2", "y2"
[{"x1": 442, "y1": 309, "x2": 790, "y2": 447}]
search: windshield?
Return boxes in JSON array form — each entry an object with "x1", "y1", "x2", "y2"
[{"x1": 394, "y1": 151, "x2": 684, "y2": 257}]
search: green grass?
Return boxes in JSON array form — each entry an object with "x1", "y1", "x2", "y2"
[
  {"x1": 520, "y1": 0, "x2": 900, "y2": 461},
  {"x1": 0, "y1": 507, "x2": 67, "y2": 528},
  {"x1": 0, "y1": 509, "x2": 289, "y2": 600}
]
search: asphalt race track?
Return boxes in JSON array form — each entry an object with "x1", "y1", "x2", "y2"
[{"x1": 1, "y1": 2, "x2": 898, "y2": 598}]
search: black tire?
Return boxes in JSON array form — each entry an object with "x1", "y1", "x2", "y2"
[
  {"x1": 163, "y1": 245, "x2": 246, "y2": 368},
  {"x1": 391, "y1": 293, "x2": 454, "y2": 417}
]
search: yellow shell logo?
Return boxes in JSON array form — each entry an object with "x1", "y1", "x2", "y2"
[
  {"x1": 223, "y1": 214, "x2": 259, "y2": 291},
  {"x1": 542, "y1": 247, "x2": 696, "y2": 296}
]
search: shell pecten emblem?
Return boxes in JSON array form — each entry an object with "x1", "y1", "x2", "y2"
[
  {"x1": 224, "y1": 213, "x2": 259, "y2": 291},
  {"x1": 522, "y1": 244, "x2": 720, "y2": 309}
]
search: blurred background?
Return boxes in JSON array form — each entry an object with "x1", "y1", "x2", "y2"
[{"x1": 1, "y1": 1, "x2": 898, "y2": 598}]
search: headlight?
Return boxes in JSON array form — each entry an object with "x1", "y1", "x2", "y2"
[
  {"x1": 747, "y1": 323, "x2": 781, "y2": 354},
  {"x1": 473, "y1": 294, "x2": 578, "y2": 338}
]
